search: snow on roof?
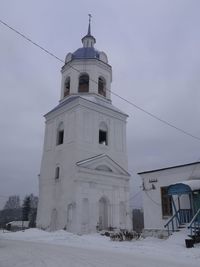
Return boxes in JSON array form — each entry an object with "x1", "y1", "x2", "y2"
[
  {"x1": 168, "y1": 179, "x2": 200, "y2": 195},
  {"x1": 45, "y1": 95, "x2": 127, "y2": 117},
  {"x1": 181, "y1": 179, "x2": 200, "y2": 191}
]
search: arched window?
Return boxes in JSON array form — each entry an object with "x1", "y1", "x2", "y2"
[
  {"x1": 64, "y1": 77, "x2": 70, "y2": 97},
  {"x1": 82, "y1": 198, "x2": 89, "y2": 226},
  {"x1": 56, "y1": 122, "x2": 64, "y2": 145},
  {"x1": 67, "y1": 203, "x2": 76, "y2": 232},
  {"x1": 99, "y1": 196, "x2": 110, "y2": 230},
  {"x1": 78, "y1": 74, "x2": 89, "y2": 93},
  {"x1": 50, "y1": 209, "x2": 58, "y2": 231},
  {"x1": 99, "y1": 122, "x2": 108, "y2": 145},
  {"x1": 98, "y1": 77, "x2": 106, "y2": 97},
  {"x1": 55, "y1": 166, "x2": 60, "y2": 179},
  {"x1": 96, "y1": 165, "x2": 112, "y2": 172},
  {"x1": 119, "y1": 201, "x2": 126, "y2": 228}
]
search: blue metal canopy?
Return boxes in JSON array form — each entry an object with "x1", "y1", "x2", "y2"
[
  {"x1": 168, "y1": 183, "x2": 192, "y2": 195},
  {"x1": 168, "y1": 180, "x2": 200, "y2": 195}
]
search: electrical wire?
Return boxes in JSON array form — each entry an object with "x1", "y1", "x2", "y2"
[
  {"x1": 144, "y1": 190, "x2": 161, "y2": 206},
  {"x1": 1, "y1": 19, "x2": 200, "y2": 142},
  {"x1": 128, "y1": 189, "x2": 142, "y2": 202}
]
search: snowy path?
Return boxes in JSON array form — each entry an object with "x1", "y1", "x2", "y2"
[{"x1": 0, "y1": 239, "x2": 199, "y2": 267}]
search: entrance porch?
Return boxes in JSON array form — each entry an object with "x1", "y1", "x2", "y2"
[{"x1": 164, "y1": 180, "x2": 200, "y2": 245}]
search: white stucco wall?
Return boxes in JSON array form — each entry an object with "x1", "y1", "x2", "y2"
[{"x1": 37, "y1": 96, "x2": 131, "y2": 233}]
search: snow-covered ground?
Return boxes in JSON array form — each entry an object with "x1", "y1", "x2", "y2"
[{"x1": 0, "y1": 228, "x2": 199, "y2": 267}]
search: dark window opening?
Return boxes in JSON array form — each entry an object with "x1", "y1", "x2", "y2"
[
  {"x1": 64, "y1": 77, "x2": 70, "y2": 97},
  {"x1": 98, "y1": 77, "x2": 106, "y2": 97},
  {"x1": 57, "y1": 130, "x2": 64, "y2": 145},
  {"x1": 99, "y1": 130, "x2": 107, "y2": 145},
  {"x1": 78, "y1": 74, "x2": 89, "y2": 92},
  {"x1": 161, "y1": 187, "x2": 172, "y2": 217},
  {"x1": 55, "y1": 167, "x2": 60, "y2": 179}
]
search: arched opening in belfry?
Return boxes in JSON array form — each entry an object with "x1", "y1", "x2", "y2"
[
  {"x1": 99, "y1": 197, "x2": 109, "y2": 230},
  {"x1": 98, "y1": 76, "x2": 106, "y2": 97},
  {"x1": 64, "y1": 77, "x2": 70, "y2": 97},
  {"x1": 78, "y1": 73, "x2": 89, "y2": 92}
]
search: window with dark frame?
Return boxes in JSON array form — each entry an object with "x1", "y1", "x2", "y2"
[
  {"x1": 57, "y1": 129, "x2": 64, "y2": 145},
  {"x1": 55, "y1": 167, "x2": 60, "y2": 180},
  {"x1": 56, "y1": 122, "x2": 64, "y2": 146},
  {"x1": 161, "y1": 187, "x2": 172, "y2": 217},
  {"x1": 99, "y1": 130, "x2": 107, "y2": 145}
]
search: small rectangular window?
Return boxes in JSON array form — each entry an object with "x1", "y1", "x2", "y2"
[
  {"x1": 55, "y1": 167, "x2": 60, "y2": 179},
  {"x1": 161, "y1": 187, "x2": 172, "y2": 217},
  {"x1": 57, "y1": 130, "x2": 64, "y2": 145},
  {"x1": 99, "y1": 130, "x2": 107, "y2": 145}
]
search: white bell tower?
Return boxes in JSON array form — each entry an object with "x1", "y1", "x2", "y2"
[{"x1": 37, "y1": 18, "x2": 131, "y2": 234}]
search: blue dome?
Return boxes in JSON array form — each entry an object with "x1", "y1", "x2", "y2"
[{"x1": 72, "y1": 47, "x2": 99, "y2": 60}]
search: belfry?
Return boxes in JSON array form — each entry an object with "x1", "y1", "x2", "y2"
[{"x1": 37, "y1": 18, "x2": 131, "y2": 233}]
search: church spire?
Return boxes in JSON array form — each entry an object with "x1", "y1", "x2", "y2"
[
  {"x1": 87, "y1": 14, "x2": 92, "y2": 35},
  {"x1": 82, "y1": 14, "x2": 96, "y2": 47}
]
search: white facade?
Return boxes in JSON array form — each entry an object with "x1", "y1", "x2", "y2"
[
  {"x1": 138, "y1": 162, "x2": 200, "y2": 234},
  {"x1": 37, "y1": 23, "x2": 131, "y2": 234}
]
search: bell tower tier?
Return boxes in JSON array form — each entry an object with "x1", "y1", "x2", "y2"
[
  {"x1": 60, "y1": 17, "x2": 111, "y2": 101},
  {"x1": 37, "y1": 19, "x2": 131, "y2": 234}
]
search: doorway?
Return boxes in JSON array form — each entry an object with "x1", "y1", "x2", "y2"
[
  {"x1": 50, "y1": 209, "x2": 57, "y2": 231},
  {"x1": 193, "y1": 191, "x2": 200, "y2": 213},
  {"x1": 99, "y1": 197, "x2": 109, "y2": 230}
]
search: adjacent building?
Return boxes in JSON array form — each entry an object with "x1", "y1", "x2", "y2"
[{"x1": 138, "y1": 162, "x2": 200, "y2": 237}]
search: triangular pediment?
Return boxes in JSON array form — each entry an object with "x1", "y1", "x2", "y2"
[{"x1": 76, "y1": 154, "x2": 130, "y2": 176}]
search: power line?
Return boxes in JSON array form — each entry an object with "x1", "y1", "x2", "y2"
[
  {"x1": 109, "y1": 91, "x2": 200, "y2": 141},
  {"x1": 1, "y1": 19, "x2": 200, "y2": 142},
  {"x1": 144, "y1": 191, "x2": 161, "y2": 206},
  {"x1": 128, "y1": 190, "x2": 142, "y2": 202},
  {"x1": 0, "y1": 19, "x2": 64, "y2": 64}
]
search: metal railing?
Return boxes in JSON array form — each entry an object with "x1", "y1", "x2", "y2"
[
  {"x1": 188, "y1": 208, "x2": 200, "y2": 237},
  {"x1": 164, "y1": 209, "x2": 192, "y2": 235}
]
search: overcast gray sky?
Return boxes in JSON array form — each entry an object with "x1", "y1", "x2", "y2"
[{"x1": 1, "y1": 0, "x2": 200, "y2": 209}]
